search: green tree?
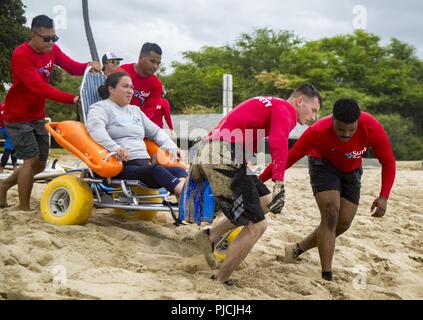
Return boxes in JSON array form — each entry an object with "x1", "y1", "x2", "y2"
[
  {"x1": 45, "y1": 69, "x2": 82, "y2": 121},
  {"x1": 374, "y1": 113, "x2": 423, "y2": 160},
  {"x1": 161, "y1": 28, "x2": 301, "y2": 112},
  {"x1": 264, "y1": 31, "x2": 423, "y2": 134},
  {"x1": 0, "y1": 0, "x2": 30, "y2": 91},
  {"x1": 162, "y1": 28, "x2": 423, "y2": 160},
  {"x1": 161, "y1": 46, "x2": 234, "y2": 112}
]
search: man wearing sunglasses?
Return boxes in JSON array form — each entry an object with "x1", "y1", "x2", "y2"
[
  {"x1": 0, "y1": 15, "x2": 100, "y2": 211},
  {"x1": 81, "y1": 51, "x2": 124, "y2": 110},
  {"x1": 101, "y1": 52, "x2": 123, "y2": 77}
]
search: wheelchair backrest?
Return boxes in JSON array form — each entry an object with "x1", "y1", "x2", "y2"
[{"x1": 80, "y1": 66, "x2": 105, "y2": 124}]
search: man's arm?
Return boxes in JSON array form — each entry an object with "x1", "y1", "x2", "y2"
[
  {"x1": 369, "y1": 123, "x2": 396, "y2": 217},
  {"x1": 54, "y1": 46, "x2": 89, "y2": 76},
  {"x1": 258, "y1": 163, "x2": 272, "y2": 182},
  {"x1": 163, "y1": 99, "x2": 174, "y2": 130},
  {"x1": 267, "y1": 106, "x2": 295, "y2": 182},
  {"x1": 12, "y1": 50, "x2": 75, "y2": 104},
  {"x1": 260, "y1": 126, "x2": 315, "y2": 182},
  {"x1": 142, "y1": 78, "x2": 162, "y2": 118}
]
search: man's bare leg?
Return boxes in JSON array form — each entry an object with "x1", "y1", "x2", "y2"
[
  {"x1": 312, "y1": 191, "x2": 341, "y2": 276},
  {"x1": 334, "y1": 198, "x2": 358, "y2": 236},
  {"x1": 173, "y1": 177, "x2": 186, "y2": 202},
  {"x1": 285, "y1": 192, "x2": 359, "y2": 280},
  {"x1": 209, "y1": 217, "x2": 238, "y2": 243},
  {"x1": 288, "y1": 196, "x2": 358, "y2": 254},
  {"x1": 260, "y1": 194, "x2": 272, "y2": 214},
  {"x1": 195, "y1": 216, "x2": 237, "y2": 268},
  {"x1": 18, "y1": 157, "x2": 46, "y2": 211},
  {"x1": 196, "y1": 194, "x2": 271, "y2": 270},
  {"x1": 284, "y1": 191, "x2": 340, "y2": 277},
  {"x1": 1, "y1": 156, "x2": 46, "y2": 211},
  {"x1": 0, "y1": 165, "x2": 25, "y2": 207},
  {"x1": 210, "y1": 194, "x2": 271, "y2": 241},
  {"x1": 215, "y1": 219, "x2": 268, "y2": 283}
]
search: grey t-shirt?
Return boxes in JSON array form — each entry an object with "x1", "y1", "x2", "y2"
[{"x1": 86, "y1": 99, "x2": 177, "y2": 160}]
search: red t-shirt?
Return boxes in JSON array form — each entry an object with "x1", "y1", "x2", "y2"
[
  {"x1": 150, "y1": 98, "x2": 173, "y2": 129},
  {"x1": 208, "y1": 96, "x2": 297, "y2": 181},
  {"x1": 3, "y1": 42, "x2": 88, "y2": 122},
  {"x1": 119, "y1": 63, "x2": 162, "y2": 119},
  {"x1": 260, "y1": 112, "x2": 396, "y2": 198}
]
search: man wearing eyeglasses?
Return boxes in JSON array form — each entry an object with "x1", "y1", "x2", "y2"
[{"x1": 0, "y1": 15, "x2": 100, "y2": 211}]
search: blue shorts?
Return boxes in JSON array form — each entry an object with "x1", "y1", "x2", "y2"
[{"x1": 1, "y1": 127, "x2": 15, "y2": 150}]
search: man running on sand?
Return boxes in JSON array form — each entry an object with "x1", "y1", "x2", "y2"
[
  {"x1": 193, "y1": 84, "x2": 322, "y2": 285},
  {"x1": 260, "y1": 98, "x2": 396, "y2": 281}
]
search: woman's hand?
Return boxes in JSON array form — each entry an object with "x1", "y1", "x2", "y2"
[
  {"x1": 115, "y1": 147, "x2": 129, "y2": 162},
  {"x1": 170, "y1": 148, "x2": 182, "y2": 162}
]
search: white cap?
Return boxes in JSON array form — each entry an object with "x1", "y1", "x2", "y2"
[{"x1": 102, "y1": 52, "x2": 123, "y2": 64}]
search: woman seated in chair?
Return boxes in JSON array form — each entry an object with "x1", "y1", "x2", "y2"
[{"x1": 86, "y1": 71, "x2": 187, "y2": 198}]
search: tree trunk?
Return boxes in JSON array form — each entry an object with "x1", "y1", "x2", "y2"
[{"x1": 82, "y1": 0, "x2": 99, "y2": 62}]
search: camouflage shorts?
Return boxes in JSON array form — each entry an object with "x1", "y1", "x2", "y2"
[{"x1": 188, "y1": 140, "x2": 270, "y2": 226}]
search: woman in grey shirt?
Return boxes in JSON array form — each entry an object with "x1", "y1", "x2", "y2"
[{"x1": 86, "y1": 72, "x2": 187, "y2": 198}]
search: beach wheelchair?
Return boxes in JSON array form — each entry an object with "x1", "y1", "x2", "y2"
[
  {"x1": 40, "y1": 66, "x2": 240, "y2": 261},
  {"x1": 40, "y1": 66, "x2": 186, "y2": 225}
]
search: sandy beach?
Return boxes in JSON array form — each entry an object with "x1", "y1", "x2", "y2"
[{"x1": 0, "y1": 156, "x2": 422, "y2": 300}]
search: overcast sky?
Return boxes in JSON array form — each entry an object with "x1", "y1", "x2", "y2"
[{"x1": 22, "y1": 0, "x2": 423, "y2": 72}]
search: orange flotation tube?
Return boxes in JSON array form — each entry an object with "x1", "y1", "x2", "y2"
[
  {"x1": 46, "y1": 121, "x2": 123, "y2": 178},
  {"x1": 144, "y1": 139, "x2": 188, "y2": 170}
]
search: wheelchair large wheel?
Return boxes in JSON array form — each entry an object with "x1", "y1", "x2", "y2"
[
  {"x1": 40, "y1": 175, "x2": 93, "y2": 225},
  {"x1": 213, "y1": 227, "x2": 242, "y2": 262},
  {"x1": 114, "y1": 186, "x2": 161, "y2": 221}
]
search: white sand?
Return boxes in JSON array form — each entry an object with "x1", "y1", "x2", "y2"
[{"x1": 0, "y1": 158, "x2": 422, "y2": 300}]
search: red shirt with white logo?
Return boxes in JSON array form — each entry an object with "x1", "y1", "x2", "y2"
[
  {"x1": 260, "y1": 112, "x2": 396, "y2": 198},
  {"x1": 208, "y1": 97, "x2": 297, "y2": 182},
  {"x1": 150, "y1": 98, "x2": 173, "y2": 129},
  {"x1": 3, "y1": 42, "x2": 87, "y2": 122},
  {"x1": 119, "y1": 63, "x2": 162, "y2": 119}
]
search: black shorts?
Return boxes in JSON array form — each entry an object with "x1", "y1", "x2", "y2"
[
  {"x1": 308, "y1": 157, "x2": 362, "y2": 205},
  {"x1": 5, "y1": 120, "x2": 49, "y2": 161}
]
